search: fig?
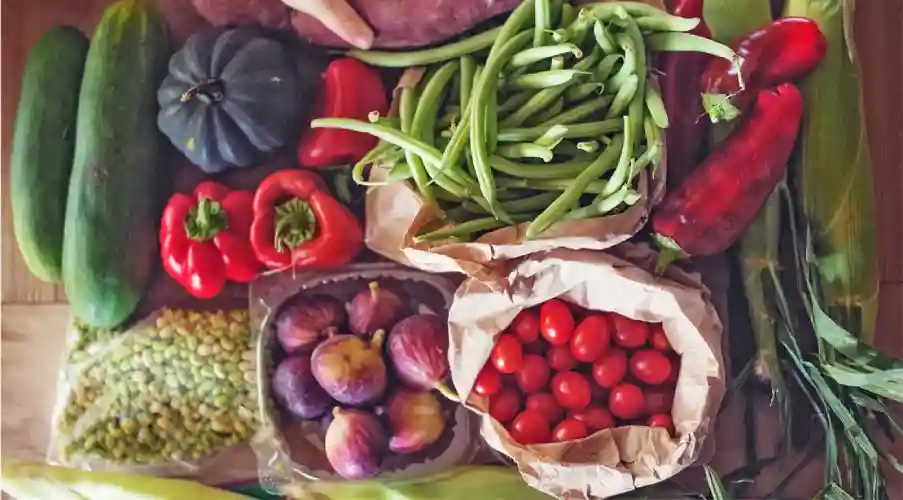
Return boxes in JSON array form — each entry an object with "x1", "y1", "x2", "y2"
[
  {"x1": 272, "y1": 355, "x2": 333, "y2": 420},
  {"x1": 349, "y1": 281, "x2": 405, "y2": 335},
  {"x1": 384, "y1": 390, "x2": 446, "y2": 454},
  {"x1": 387, "y1": 314, "x2": 449, "y2": 390},
  {"x1": 311, "y1": 331, "x2": 388, "y2": 406},
  {"x1": 324, "y1": 408, "x2": 388, "y2": 479},
  {"x1": 276, "y1": 294, "x2": 346, "y2": 354}
]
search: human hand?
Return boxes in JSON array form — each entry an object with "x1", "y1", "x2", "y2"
[{"x1": 282, "y1": 0, "x2": 374, "y2": 49}]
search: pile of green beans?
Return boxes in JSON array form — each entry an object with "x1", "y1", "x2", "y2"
[{"x1": 314, "y1": 0, "x2": 738, "y2": 242}]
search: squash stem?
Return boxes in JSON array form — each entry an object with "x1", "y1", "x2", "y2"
[{"x1": 181, "y1": 78, "x2": 225, "y2": 104}]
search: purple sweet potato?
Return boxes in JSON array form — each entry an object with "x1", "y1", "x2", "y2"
[
  {"x1": 192, "y1": 0, "x2": 290, "y2": 29},
  {"x1": 291, "y1": 0, "x2": 520, "y2": 48}
]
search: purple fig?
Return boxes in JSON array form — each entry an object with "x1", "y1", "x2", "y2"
[
  {"x1": 384, "y1": 390, "x2": 446, "y2": 454},
  {"x1": 387, "y1": 314, "x2": 449, "y2": 390},
  {"x1": 276, "y1": 294, "x2": 346, "y2": 354},
  {"x1": 311, "y1": 331, "x2": 387, "y2": 406},
  {"x1": 349, "y1": 281, "x2": 405, "y2": 335},
  {"x1": 271, "y1": 355, "x2": 333, "y2": 420},
  {"x1": 324, "y1": 408, "x2": 388, "y2": 479}
]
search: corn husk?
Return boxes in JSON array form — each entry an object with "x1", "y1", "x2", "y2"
[
  {"x1": 703, "y1": 0, "x2": 773, "y2": 44},
  {"x1": 784, "y1": 0, "x2": 880, "y2": 344}
]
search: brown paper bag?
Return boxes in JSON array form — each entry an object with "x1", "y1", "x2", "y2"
[
  {"x1": 364, "y1": 0, "x2": 668, "y2": 283},
  {"x1": 448, "y1": 245, "x2": 724, "y2": 499}
]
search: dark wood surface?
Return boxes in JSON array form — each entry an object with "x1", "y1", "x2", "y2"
[{"x1": 1, "y1": 0, "x2": 900, "y2": 497}]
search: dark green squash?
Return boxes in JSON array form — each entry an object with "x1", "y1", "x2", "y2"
[{"x1": 157, "y1": 26, "x2": 304, "y2": 172}]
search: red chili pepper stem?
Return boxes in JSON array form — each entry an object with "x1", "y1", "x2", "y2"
[
  {"x1": 184, "y1": 198, "x2": 227, "y2": 241},
  {"x1": 653, "y1": 234, "x2": 690, "y2": 274},
  {"x1": 273, "y1": 198, "x2": 318, "y2": 252}
]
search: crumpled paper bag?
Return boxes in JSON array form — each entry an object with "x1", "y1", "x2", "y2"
[
  {"x1": 364, "y1": 0, "x2": 668, "y2": 284},
  {"x1": 448, "y1": 245, "x2": 724, "y2": 499}
]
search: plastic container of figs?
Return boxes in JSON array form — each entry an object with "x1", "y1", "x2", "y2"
[{"x1": 249, "y1": 262, "x2": 479, "y2": 489}]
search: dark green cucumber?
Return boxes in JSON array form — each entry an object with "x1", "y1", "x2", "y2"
[
  {"x1": 11, "y1": 26, "x2": 89, "y2": 282},
  {"x1": 63, "y1": 0, "x2": 170, "y2": 328}
]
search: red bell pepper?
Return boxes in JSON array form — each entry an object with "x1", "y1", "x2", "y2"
[
  {"x1": 700, "y1": 17, "x2": 827, "y2": 121},
  {"x1": 298, "y1": 58, "x2": 388, "y2": 168},
  {"x1": 652, "y1": 83, "x2": 804, "y2": 270},
  {"x1": 658, "y1": 0, "x2": 712, "y2": 188},
  {"x1": 250, "y1": 169, "x2": 363, "y2": 270},
  {"x1": 160, "y1": 182, "x2": 260, "y2": 299}
]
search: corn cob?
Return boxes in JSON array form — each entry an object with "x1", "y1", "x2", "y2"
[{"x1": 783, "y1": 0, "x2": 880, "y2": 344}]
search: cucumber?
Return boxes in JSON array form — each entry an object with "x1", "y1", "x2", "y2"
[
  {"x1": 10, "y1": 26, "x2": 89, "y2": 282},
  {"x1": 63, "y1": 0, "x2": 170, "y2": 328}
]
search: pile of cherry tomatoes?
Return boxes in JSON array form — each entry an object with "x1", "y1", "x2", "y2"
[{"x1": 474, "y1": 298, "x2": 679, "y2": 445}]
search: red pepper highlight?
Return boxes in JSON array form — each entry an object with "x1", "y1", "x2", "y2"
[
  {"x1": 658, "y1": 0, "x2": 712, "y2": 188},
  {"x1": 700, "y1": 17, "x2": 826, "y2": 120},
  {"x1": 652, "y1": 83, "x2": 804, "y2": 269},
  {"x1": 250, "y1": 169, "x2": 363, "y2": 270},
  {"x1": 160, "y1": 182, "x2": 260, "y2": 299},
  {"x1": 298, "y1": 58, "x2": 388, "y2": 168}
]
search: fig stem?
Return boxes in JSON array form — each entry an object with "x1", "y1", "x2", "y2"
[
  {"x1": 435, "y1": 383, "x2": 460, "y2": 403},
  {"x1": 368, "y1": 281, "x2": 380, "y2": 302},
  {"x1": 371, "y1": 329, "x2": 386, "y2": 349}
]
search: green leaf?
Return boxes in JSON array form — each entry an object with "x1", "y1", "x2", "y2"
[{"x1": 704, "y1": 465, "x2": 732, "y2": 500}]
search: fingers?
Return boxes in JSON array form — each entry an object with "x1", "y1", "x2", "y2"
[{"x1": 284, "y1": 0, "x2": 375, "y2": 49}]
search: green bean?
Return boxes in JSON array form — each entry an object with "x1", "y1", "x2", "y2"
[
  {"x1": 499, "y1": 176, "x2": 614, "y2": 195},
  {"x1": 548, "y1": 28, "x2": 570, "y2": 44},
  {"x1": 489, "y1": 0, "x2": 536, "y2": 60},
  {"x1": 554, "y1": 140, "x2": 596, "y2": 159},
  {"x1": 585, "y1": 1, "x2": 677, "y2": 19},
  {"x1": 525, "y1": 134, "x2": 624, "y2": 238},
  {"x1": 544, "y1": 94, "x2": 615, "y2": 126},
  {"x1": 497, "y1": 143, "x2": 555, "y2": 162},
  {"x1": 534, "y1": 124, "x2": 569, "y2": 147},
  {"x1": 550, "y1": 56, "x2": 565, "y2": 70},
  {"x1": 498, "y1": 119, "x2": 623, "y2": 142},
  {"x1": 534, "y1": 0, "x2": 551, "y2": 47},
  {"x1": 460, "y1": 56, "x2": 476, "y2": 109},
  {"x1": 414, "y1": 214, "x2": 533, "y2": 242},
  {"x1": 594, "y1": 54, "x2": 623, "y2": 85},
  {"x1": 565, "y1": 82, "x2": 604, "y2": 103},
  {"x1": 463, "y1": 191, "x2": 561, "y2": 214},
  {"x1": 601, "y1": 116, "x2": 634, "y2": 197},
  {"x1": 471, "y1": 31, "x2": 533, "y2": 211},
  {"x1": 606, "y1": 74, "x2": 639, "y2": 118},
  {"x1": 413, "y1": 62, "x2": 461, "y2": 209},
  {"x1": 635, "y1": 15, "x2": 700, "y2": 33},
  {"x1": 347, "y1": 27, "x2": 502, "y2": 67},
  {"x1": 511, "y1": 44, "x2": 582, "y2": 67},
  {"x1": 387, "y1": 162, "x2": 414, "y2": 182},
  {"x1": 644, "y1": 82, "x2": 669, "y2": 128},
  {"x1": 529, "y1": 97, "x2": 565, "y2": 125},
  {"x1": 593, "y1": 21, "x2": 618, "y2": 54},
  {"x1": 577, "y1": 140, "x2": 599, "y2": 153},
  {"x1": 605, "y1": 35, "x2": 636, "y2": 91},
  {"x1": 436, "y1": 105, "x2": 473, "y2": 189},
  {"x1": 620, "y1": 16, "x2": 648, "y2": 148},
  {"x1": 485, "y1": 71, "x2": 498, "y2": 153},
  {"x1": 501, "y1": 50, "x2": 601, "y2": 127},
  {"x1": 507, "y1": 70, "x2": 589, "y2": 90},
  {"x1": 498, "y1": 91, "x2": 533, "y2": 116},
  {"x1": 563, "y1": 9, "x2": 596, "y2": 46},
  {"x1": 646, "y1": 32, "x2": 739, "y2": 66},
  {"x1": 561, "y1": 3, "x2": 576, "y2": 26},
  {"x1": 400, "y1": 87, "x2": 417, "y2": 133},
  {"x1": 312, "y1": 118, "x2": 445, "y2": 168},
  {"x1": 561, "y1": 184, "x2": 639, "y2": 220},
  {"x1": 437, "y1": 109, "x2": 461, "y2": 130}
]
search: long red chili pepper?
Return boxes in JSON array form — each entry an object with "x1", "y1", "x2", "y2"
[
  {"x1": 250, "y1": 169, "x2": 363, "y2": 270},
  {"x1": 700, "y1": 17, "x2": 826, "y2": 120},
  {"x1": 298, "y1": 58, "x2": 388, "y2": 168},
  {"x1": 658, "y1": 0, "x2": 712, "y2": 188},
  {"x1": 652, "y1": 83, "x2": 804, "y2": 270}
]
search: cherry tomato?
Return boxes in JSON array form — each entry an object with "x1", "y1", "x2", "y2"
[
  {"x1": 569, "y1": 406, "x2": 615, "y2": 432},
  {"x1": 649, "y1": 323, "x2": 672, "y2": 352},
  {"x1": 569, "y1": 314, "x2": 612, "y2": 363},
  {"x1": 592, "y1": 348, "x2": 627, "y2": 388},
  {"x1": 516, "y1": 354, "x2": 551, "y2": 393},
  {"x1": 647, "y1": 413, "x2": 674, "y2": 434},
  {"x1": 473, "y1": 364, "x2": 502, "y2": 397},
  {"x1": 489, "y1": 388, "x2": 522, "y2": 423},
  {"x1": 665, "y1": 353, "x2": 680, "y2": 383},
  {"x1": 611, "y1": 314, "x2": 650, "y2": 349},
  {"x1": 608, "y1": 383, "x2": 646, "y2": 420},
  {"x1": 551, "y1": 371, "x2": 592, "y2": 410},
  {"x1": 509, "y1": 410, "x2": 551, "y2": 445},
  {"x1": 511, "y1": 309, "x2": 541, "y2": 344},
  {"x1": 540, "y1": 299, "x2": 575, "y2": 346},
  {"x1": 491, "y1": 334, "x2": 524, "y2": 374},
  {"x1": 547, "y1": 345, "x2": 577, "y2": 371},
  {"x1": 526, "y1": 392, "x2": 565, "y2": 423},
  {"x1": 552, "y1": 418, "x2": 589, "y2": 442},
  {"x1": 644, "y1": 386, "x2": 675, "y2": 415},
  {"x1": 629, "y1": 349, "x2": 672, "y2": 385}
]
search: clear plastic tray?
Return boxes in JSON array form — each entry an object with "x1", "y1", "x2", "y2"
[{"x1": 249, "y1": 263, "x2": 479, "y2": 488}]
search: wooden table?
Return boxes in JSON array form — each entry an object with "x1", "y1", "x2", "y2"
[{"x1": 2, "y1": 0, "x2": 901, "y2": 496}]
